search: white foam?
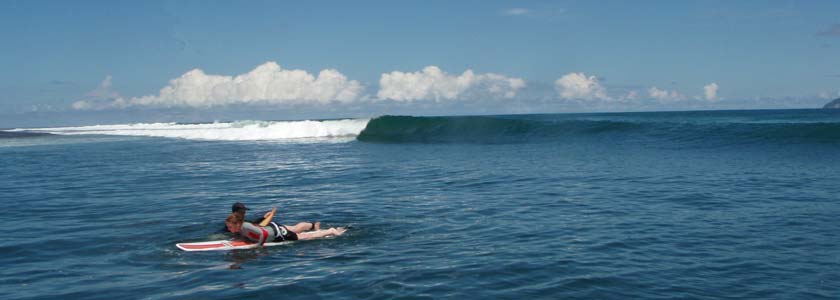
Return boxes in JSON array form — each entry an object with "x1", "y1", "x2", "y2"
[{"x1": 15, "y1": 119, "x2": 371, "y2": 141}]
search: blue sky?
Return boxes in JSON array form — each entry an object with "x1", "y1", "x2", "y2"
[{"x1": 1, "y1": 0, "x2": 839, "y2": 126}]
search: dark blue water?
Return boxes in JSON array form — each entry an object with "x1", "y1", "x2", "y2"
[{"x1": 2, "y1": 109, "x2": 839, "y2": 299}]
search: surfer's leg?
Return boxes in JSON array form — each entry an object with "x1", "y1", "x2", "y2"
[
  {"x1": 286, "y1": 222, "x2": 320, "y2": 233},
  {"x1": 296, "y1": 227, "x2": 346, "y2": 240}
]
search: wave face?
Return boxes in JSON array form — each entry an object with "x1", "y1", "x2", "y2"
[
  {"x1": 16, "y1": 119, "x2": 370, "y2": 141},
  {"x1": 357, "y1": 113, "x2": 840, "y2": 145}
]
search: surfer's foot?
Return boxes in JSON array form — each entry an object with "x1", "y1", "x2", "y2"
[{"x1": 332, "y1": 227, "x2": 347, "y2": 236}]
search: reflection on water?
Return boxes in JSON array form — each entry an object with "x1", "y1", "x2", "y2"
[{"x1": 225, "y1": 247, "x2": 272, "y2": 270}]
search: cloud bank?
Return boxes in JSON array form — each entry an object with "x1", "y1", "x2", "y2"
[
  {"x1": 377, "y1": 66, "x2": 526, "y2": 101},
  {"x1": 135, "y1": 62, "x2": 364, "y2": 107},
  {"x1": 552, "y1": 72, "x2": 722, "y2": 105},
  {"x1": 554, "y1": 72, "x2": 609, "y2": 101},
  {"x1": 72, "y1": 62, "x2": 728, "y2": 113},
  {"x1": 647, "y1": 87, "x2": 685, "y2": 102},
  {"x1": 75, "y1": 62, "x2": 364, "y2": 109}
]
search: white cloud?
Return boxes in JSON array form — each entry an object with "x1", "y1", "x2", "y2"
[
  {"x1": 74, "y1": 62, "x2": 365, "y2": 110},
  {"x1": 72, "y1": 100, "x2": 92, "y2": 110},
  {"x1": 818, "y1": 90, "x2": 840, "y2": 100},
  {"x1": 376, "y1": 66, "x2": 525, "y2": 101},
  {"x1": 703, "y1": 82, "x2": 719, "y2": 101},
  {"x1": 504, "y1": 8, "x2": 531, "y2": 16},
  {"x1": 72, "y1": 75, "x2": 122, "y2": 110},
  {"x1": 29, "y1": 104, "x2": 57, "y2": 112},
  {"x1": 619, "y1": 90, "x2": 639, "y2": 101},
  {"x1": 648, "y1": 87, "x2": 685, "y2": 102},
  {"x1": 88, "y1": 75, "x2": 119, "y2": 99},
  {"x1": 554, "y1": 72, "x2": 610, "y2": 100}
]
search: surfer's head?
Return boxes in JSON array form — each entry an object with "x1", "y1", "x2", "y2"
[
  {"x1": 225, "y1": 212, "x2": 244, "y2": 233},
  {"x1": 232, "y1": 202, "x2": 248, "y2": 213}
]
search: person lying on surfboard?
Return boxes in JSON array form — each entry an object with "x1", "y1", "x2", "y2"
[
  {"x1": 225, "y1": 207, "x2": 346, "y2": 245},
  {"x1": 224, "y1": 202, "x2": 321, "y2": 234}
]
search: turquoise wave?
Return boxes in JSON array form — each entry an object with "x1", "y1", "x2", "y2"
[{"x1": 357, "y1": 114, "x2": 840, "y2": 145}]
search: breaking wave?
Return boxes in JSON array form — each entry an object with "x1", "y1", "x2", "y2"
[
  {"x1": 12, "y1": 119, "x2": 370, "y2": 141},
  {"x1": 7, "y1": 111, "x2": 840, "y2": 146}
]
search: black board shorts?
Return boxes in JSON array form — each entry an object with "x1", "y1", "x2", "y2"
[{"x1": 268, "y1": 222, "x2": 298, "y2": 241}]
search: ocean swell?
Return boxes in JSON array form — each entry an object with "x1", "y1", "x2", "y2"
[
  {"x1": 0, "y1": 131, "x2": 53, "y2": 139},
  {"x1": 356, "y1": 115, "x2": 840, "y2": 145},
  {"x1": 8, "y1": 113, "x2": 840, "y2": 145}
]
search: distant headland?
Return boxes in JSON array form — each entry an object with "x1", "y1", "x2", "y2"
[{"x1": 824, "y1": 98, "x2": 840, "y2": 109}]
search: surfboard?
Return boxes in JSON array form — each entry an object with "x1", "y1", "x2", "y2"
[{"x1": 176, "y1": 240, "x2": 290, "y2": 252}]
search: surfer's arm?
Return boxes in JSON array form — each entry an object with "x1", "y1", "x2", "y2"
[{"x1": 258, "y1": 208, "x2": 277, "y2": 227}]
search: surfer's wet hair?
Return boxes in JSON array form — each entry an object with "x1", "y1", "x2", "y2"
[{"x1": 225, "y1": 212, "x2": 243, "y2": 227}]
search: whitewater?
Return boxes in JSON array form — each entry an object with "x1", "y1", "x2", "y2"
[
  {"x1": 12, "y1": 118, "x2": 371, "y2": 141},
  {"x1": 9, "y1": 110, "x2": 840, "y2": 145}
]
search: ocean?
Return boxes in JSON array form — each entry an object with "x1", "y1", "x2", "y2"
[{"x1": 1, "y1": 109, "x2": 838, "y2": 299}]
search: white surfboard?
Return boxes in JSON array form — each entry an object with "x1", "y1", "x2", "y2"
[{"x1": 176, "y1": 240, "x2": 291, "y2": 252}]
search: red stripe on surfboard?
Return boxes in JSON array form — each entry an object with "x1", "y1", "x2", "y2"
[
  {"x1": 179, "y1": 243, "x2": 227, "y2": 250},
  {"x1": 179, "y1": 241, "x2": 257, "y2": 249},
  {"x1": 228, "y1": 241, "x2": 254, "y2": 246}
]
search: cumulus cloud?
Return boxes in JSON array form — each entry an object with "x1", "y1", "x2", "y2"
[
  {"x1": 619, "y1": 90, "x2": 639, "y2": 101},
  {"x1": 703, "y1": 82, "x2": 719, "y2": 101},
  {"x1": 648, "y1": 86, "x2": 685, "y2": 102},
  {"x1": 95, "y1": 76, "x2": 117, "y2": 96},
  {"x1": 72, "y1": 100, "x2": 92, "y2": 110},
  {"x1": 74, "y1": 62, "x2": 364, "y2": 110},
  {"x1": 376, "y1": 66, "x2": 526, "y2": 101},
  {"x1": 554, "y1": 72, "x2": 610, "y2": 100},
  {"x1": 72, "y1": 75, "x2": 122, "y2": 110}
]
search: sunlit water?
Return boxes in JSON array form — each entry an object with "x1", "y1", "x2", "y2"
[{"x1": 1, "y1": 110, "x2": 839, "y2": 299}]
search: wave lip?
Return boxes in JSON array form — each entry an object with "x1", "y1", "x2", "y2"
[{"x1": 15, "y1": 119, "x2": 371, "y2": 141}]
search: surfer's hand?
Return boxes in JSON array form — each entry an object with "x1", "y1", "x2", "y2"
[{"x1": 264, "y1": 208, "x2": 276, "y2": 218}]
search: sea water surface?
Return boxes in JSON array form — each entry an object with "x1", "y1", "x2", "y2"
[{"x1": 1, "y1": 110, "x2": 839, "y2": 299}]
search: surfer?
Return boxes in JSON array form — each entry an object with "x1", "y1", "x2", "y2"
[
  {"x1": 225, "y1": 202, "x2": 321, "y2": 233},
  {"x1": 225, "y1": 208, "x2": 346, "y2": 245}
]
